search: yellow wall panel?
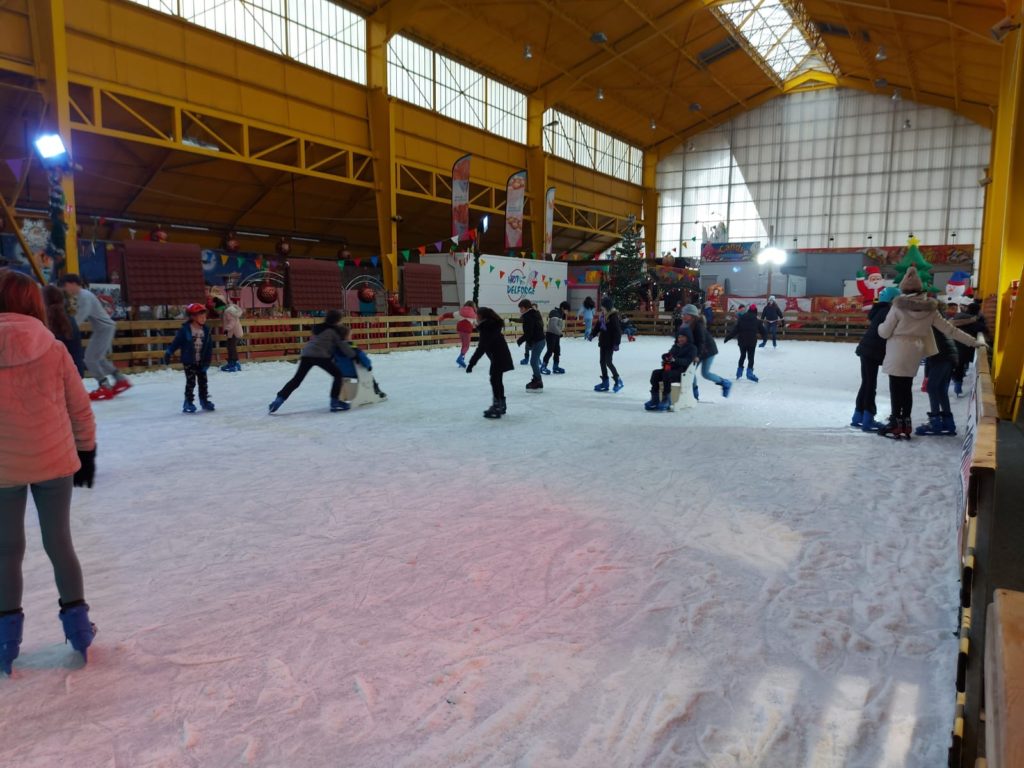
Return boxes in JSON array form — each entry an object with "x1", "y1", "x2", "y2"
[
  {"x1": 66, "y1": 36, "x2": 118, "y2": 82},
  {"x1": 0, "y1": 1, "x2": 33, "y2": 67},
  {"x1": 185, "y1": 69, "x2": 242, "y2": 113},
  {"x1": 235, "y1": 49, "x2": 287, "y2": 93}
]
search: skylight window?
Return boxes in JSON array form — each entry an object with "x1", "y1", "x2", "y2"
[{"x1": 714, "y1": 0, "x2": 813, "y2": 82}]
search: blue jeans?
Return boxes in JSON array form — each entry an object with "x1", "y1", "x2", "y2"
[
  {"x1": 766, "y1": 322, "x2": 778, "y2": 344},
  {"x1": 925, "y1": 358, "x2": 953, "y2": 415},
  {"x1": 699, "y1": 356, "x2": 724, "y2": 385},
  {"x1": 529, "y1": 340, "x2": 545, "y2": 379}
]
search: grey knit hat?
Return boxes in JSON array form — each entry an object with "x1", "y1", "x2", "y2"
[{"x1": 681, "y1": 304, "x2": 700, "y2": 317}]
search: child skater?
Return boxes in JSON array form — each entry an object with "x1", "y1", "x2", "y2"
[
  {"x1": 268, "y1": 310, "x2": 351, "y2": 414},
  {"x1": 332, "y1": 325, "x2": 387, "y2": 405},
  {"x1": 163, "y1": 303, "x2": 215, "y2": 413},
  {"x1": 593, "y1": 296, "x2": 624, "y2": 392},
  {"x1": 466, "y1": 307, "x2": 515, "y2": 419},
  {"x1": 644, "y1": 327, "x2": 697, "y2": 411},
  {"x1": 215, "y1": 297, "x2": 245, "y2": 372},
  {"x1": 579, "y1": 296, "x2": 596, "y2": 339},
  {"x1": 541, "y1": 301, "x2": 571, "y2": 375},
  {"x1": 516, "y1": 299, "x2": 546, "y2": 391},
  {"x1": 851, "y1": 286, "x2": 898, "y2": 431},
  {"x1": 438, "y1": 301, "x2": 477, "y2": 368},
  {"x1": 724, "y1": 305, "x2": 767, "y2": 382}
]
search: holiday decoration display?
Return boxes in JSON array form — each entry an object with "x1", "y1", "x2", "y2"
[
  {"x1": 944, "y1": 271, "x2": 973, "y2": 306},
  {"x1": 855, "y1": 265, "x2": 894, "y2": 309},
  {"x1": 149, "y1": 224, "x2": 168, "y2": 243},
  {"x1": 43, "y1": 169, "x2": 69, "y2": 275},
  {"x1": 608, "y1": 215, "x2": 644, "y2": 312},
  {"x1": 892, "y1": 237, "x2": 934, "y2": 292},
  {"x1": 223, "y1": 231, "x2": 240, "y2": 253},
  {"x1": 357, "y1": 286, "x2": 376, "y2": 303},
  {"x1": 276, "y1": 237, "x2": 291, "y2": 257},
  {"x1": 256, "y1": 279, "x2": 279, "y2": 304}
]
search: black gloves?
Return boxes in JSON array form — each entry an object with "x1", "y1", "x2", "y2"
[{"x1": 74, "y1": 449, "x2": 96, "y2": 488}]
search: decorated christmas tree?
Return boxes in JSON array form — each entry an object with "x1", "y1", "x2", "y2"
[
  {"x1": 892, "y1": 236, "x2": 934, "y2": 292},
  {"x1": 609, "y1": 215, "x2": 644, "y2": 312}
]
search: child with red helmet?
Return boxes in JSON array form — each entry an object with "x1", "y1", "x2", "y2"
[{"x1": 163, "y1": 303, "x2": 215, "y2": 413}]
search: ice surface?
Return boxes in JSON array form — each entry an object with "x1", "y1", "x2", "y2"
[{"x1": 1, "y1": 338, "x2": 964, "y2": 767}]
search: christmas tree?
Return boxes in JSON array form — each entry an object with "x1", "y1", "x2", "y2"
[
  {"x1": 892, "y1": 236, "x2": 934, "y2": 292},
  {"x1": 609, "y1": 215, "x2": 644, "y2": 312}
]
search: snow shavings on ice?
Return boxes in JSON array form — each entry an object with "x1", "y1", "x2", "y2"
[{"x1": 0, "y1": 338, "x2": 963, "y2": 767}]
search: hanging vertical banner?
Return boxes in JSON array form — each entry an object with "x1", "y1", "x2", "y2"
[
  {"x1": 452, "y1": 154, "x2": 471, "y2": 238},
  {"x1": 543, "y1": 186, "x2": 556, "y2": 257},
  {"x1": 504, "y1": 170, "x2": 527, "y2": 250}
]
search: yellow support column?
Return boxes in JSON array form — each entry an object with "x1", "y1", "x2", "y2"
[
  {"x1": 30, "y1": 0, "x2": 78, "y2": 275},
  {"x1": 526, "y1": 96, "x2": 548, "y2": 257},
  {"x1": 989, "y1": 26, "x2": 1024, "y2": 419},
  {"x1": 642, "y1": 153, "x2": 659, "y2": 260},
  {"x1": 367, "y1": 19, "x2": 398, "y2": 292}
]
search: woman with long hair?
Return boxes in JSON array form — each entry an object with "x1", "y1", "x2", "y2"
[
  {"x1": 0, "y1": 270, "x2": 97, "y2": 674},
  {"x1": 42, "y1": 284, "x2": 85, "y2": 377}
]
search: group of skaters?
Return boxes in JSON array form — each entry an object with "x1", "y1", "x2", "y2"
[{"x1": 851, "y1": 265, "x2": 987, "y2": 439}]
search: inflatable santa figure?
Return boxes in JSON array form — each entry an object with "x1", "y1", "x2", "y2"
[
  {"x1": 944, "y1": 271, "x2": 973, "y2": 307},
  {"x1": 856, "y1": 266, "x2": 893, "y2": 309}
]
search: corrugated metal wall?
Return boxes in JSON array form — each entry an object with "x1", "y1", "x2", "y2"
[{"x1": 657, "y1": 88, "x2": 990, "y2": 257}]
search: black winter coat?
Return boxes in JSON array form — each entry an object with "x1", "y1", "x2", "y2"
[
  {"x1": 690, "y1": 319, "x2": 718, "y2": 358},
  {"x1": 761, "y1": 302, "x2": 784, "y2": 322},
  {"x1": 662, "y1": 338, "x2": 697, "y2": 373},
  {"x1": 469, "y1": 318, "x2": 515, "y2": 373},
  {"x1": 953, "y1": 311, "x2": 987, "y2": 368},
  {"x1": 594, "y1": 309, "x2": 623, "y2": 350},
  {"x1": 929, "y1": 326, "x2": 959, "y2": 365},
  {"x1": 855, "y1": 302, "x2": 892, "y2": 364},
  {"x1": 515, "y1": 308, "x2": 546, "y2": 346},
  {"x1": 724, "y1": 310, "x2": 767, "y2": 347}
]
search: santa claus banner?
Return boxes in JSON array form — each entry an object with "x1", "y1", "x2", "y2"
[
  {"x1": 504, "y1": 170, "x2": 527, "y2": 250},
  {"x1": 451, "y1": 154, "x2": 471, "y2": 238}
]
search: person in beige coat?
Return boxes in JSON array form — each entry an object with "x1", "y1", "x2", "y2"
[
  {"x1": 876, "y1": 265, "x2": 983, "y2": 439},
  {"x1": 0, "y1": 270, "x2": 98, "y2": 673}
]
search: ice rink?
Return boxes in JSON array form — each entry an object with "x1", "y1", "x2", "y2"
[{"x1": 1, "y1": 337, "x2": 965, "y2": 767}]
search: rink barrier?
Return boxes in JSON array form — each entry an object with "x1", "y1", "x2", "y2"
[
  {"x1": 950, "y1": 347, "x2": 999, "y2": 768},
  {"x1": 78, "y1": 311, "x2": 871, "y2": 372}
]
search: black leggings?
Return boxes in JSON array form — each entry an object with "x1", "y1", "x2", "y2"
[
  {"x1": 278, "y1": 357, "x2": 344, "y2": 401},
  {"x1": 226, "y1": 337, "x2": 239, "y2": 365},
  {"x1": 599, "y1": 348, "x2": 619, "y2": 380},
  {"x1": 542, "y1": 333, "x2": 561, "y2": 366},
  {"x1": 855, "y1": 357, "x2": 881, "y2": 415},
  {"x1": 888, "y1": 375, "x2": 914, "y2": 418},
  {"x1": 184, "y1": 364, "x2": 209, "y2": 403},
  {"x1": 489, "y1": 369, "x2": 505, "y2": 401},
  {"x1": 649, "y1": 368, "x2": 682, "y2": 396},
  {"x1": 738, "y1": 343, "x2": 756, "y2": 369}
]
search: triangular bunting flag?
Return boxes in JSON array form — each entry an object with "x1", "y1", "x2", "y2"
[
  {"x1": 370, "y1": 255, "x2": 379, "y2": 267},
  {"x1": 337, "y1": 260, "x2": 345, "y2": 268},
  {"x1": 520, "y1": 251, "x2": 526, "y2": 258},
  {"x1": 451, "y1": 235, "x2": 459, "y2": 244},
  {"x1": 237, "y1": 256, "x2": 245, "y2": 268},
  {"x1": 555, "y1": 279, "x2": 561, "y2": 287},
  {"x1": 220, "y1": 254, "x2": 228, "y2": 266},
  {"x1": 468, "y1": 228, "x2": 477, "y2": 240},
  {"x1": 480, "y1": 258, "x2": 487, "y2": 266},
  {"x1": 531, "y1": 280, "x2": 537, "y2": 288},
  {"x1": 255, "y1": 257, "x2": 263, "y2": 269},
  {"x1": 417, "y1": 245, "x2": 427, "y2": 255},
  {"x1": 354, "y1": 258, "x2": 362, "y2": 267},
  {"x1": 403, "y1": 251, "x2": 411, "y2": 261},
  {"x1": 499, "y1": 271, "x2": 505, "y2": 278},
  {"x1": 531, "y1": 252, "x2": 536, "y2": 259},
  {"x1": 489, "y1": 265, "x2": 495, "y2": 273},
  {"x1": 3, "y1": 158, "x2": 24, "y2": 180},
  {"x1": 434, "y1": 241, "x2": 444, "y2": 252}
]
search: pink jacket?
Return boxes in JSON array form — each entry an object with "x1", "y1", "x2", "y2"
[
  {"x1": 0, "y1": 313, "x2": 96, "y2": 487},
  {"x1": 439, "y1": 306, "x2": 477, "y2": 334},
  {"x1": 221, "y1": 303, "x2": 244, "y2": 339}
]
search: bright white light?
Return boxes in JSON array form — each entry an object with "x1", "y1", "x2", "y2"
[
  {"x1": 481, "y1": 215, "x2": 490, "y2": 233},
  {"x1": 34, "y1": 134, "x2": 67, "y2": 160},
  {"x1": 757, "y1": 247, "x2": 787, "y2": 265}
]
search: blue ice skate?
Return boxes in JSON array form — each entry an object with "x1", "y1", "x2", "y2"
[
  {"x1": 0, "y1": 611, "x2": 24, "y2": 675},
  {"x1": 268, "y1": 396, "x2": 285, "y2": 414},
  {"x1": 200, "y1": 400, "x2": 215, "y2": 411},
  {"x1": 182, "y1": 400, "x2": 197, "y2": 414},
  {"x1": 612, "y1": 377, "x2": 624, "y2": 392},
  {"x1": 58, "y1": 602, "x2": 96, "y2": 662}
]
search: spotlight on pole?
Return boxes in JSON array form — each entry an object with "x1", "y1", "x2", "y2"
[
  {"x1": 481, "y1": 215, "x2": 490, "y2": 233},
  {"x1": 34, "y1": 133, "x2": 68, "y2": 163},
  {"x1": 756, "y1": 247, "x2": 787, "y2": 266}
]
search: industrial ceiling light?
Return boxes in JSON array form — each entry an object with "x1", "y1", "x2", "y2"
[
  {"x1": 34, "y1": 134, "x2": 67, "y2": 162},
  {"x1": 873, "y1": 77, "x2": 888, "y2": 88},
  {"x1": 596, "y1": 87, "x2": 604, "y2": 101},
  {"x1": 891, "y1": 89, "x2": 901, "y2": 101},
  {"x1": 689, "y1": 102, "x2": 701, "y2": 112},
  {"x1": 590, "y1": 31, "x2": 608, "y2": 44},
  {"x1": 875, "y1": 45, "x2": 888, "y2": 61},
  {"x1": 649, "y1": 118, "x2": 656, "y2": 130},
  {"x1": 903, "y1": 119, "x2": 912, "y2": 129},
  {"x1": 523, "y1": 43, "x2": 533, "y2": 60}
]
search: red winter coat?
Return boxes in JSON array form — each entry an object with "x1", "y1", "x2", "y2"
[{"x1": 0, "y1": 313, "x2": 96, "y2": 486}]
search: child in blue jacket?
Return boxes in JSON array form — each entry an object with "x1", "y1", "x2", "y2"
[
  {"x1": 332, "y1": 326, "x2": 387, "y2": 404},
  {"x1": 163, "y1": 303, "x2": 215, "y2": 413}
]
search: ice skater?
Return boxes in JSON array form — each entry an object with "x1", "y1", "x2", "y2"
[
  {"x1": 759, "y1": 296, "x2": 784, "y2": 347},
  {"x1": 951, "y1": 301, "x2": 988, "y2": 396},
  {"x1": 541, "y1": 301, "x2": 570, "y2": 375},
  {"x1": 59, "y1": 274, "x2": 130, "y2": 400},
  {"x1": 515, "y1": 299, "x2": 546, "y2": 391},
  {"x1": 644, "y1": 327, "x2": 697, "y2": 411},
  {"x1": 43, "y1": 284, "x2": 84, "y2": 377},
  {"x1": 678, "y1": 304, "x2": 731, "y2": 398},
  {"x1": 724, "y1": 305, "x2": 767, "y2": 382},
  {"x1": 851, "y1": 286, "x2": 898, "y2": 432},
  {"x1": 579, "y1": 296, "x2": 596, "y2": 339},
  {"x1": 438, "y1": 300, "x2": 477, "y2": 367},
  {"x1": 332, "y1": 325, "x2": 387, "y2": 406},
  {"x1": 0, "y1": 269, "x2": 98, "y2": 674},
  {"x1": 876, "y1": 266, "x2": 984, "y2": 439},
  {"x1": 268, "y1": 310, "x2": 352, "y2": 413},
  {"x1": 215, "y1": 297, "x2": 245, "y2": 372},
  {"x1": 465, "y1": 307, "x2": 514, "y2": 419},
  {"x1": 593, "y1": 296, "x2": 624, "y2": 392},
  {"x1": 163, "y1": 303, "x2": 216, "y2": 413}
]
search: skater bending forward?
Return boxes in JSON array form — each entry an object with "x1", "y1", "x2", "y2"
[
  {"x1": 0, "y1": 269, "x2": 98, "y2": 674},
  {"x1": 645, "y1": 327, "x2": 697, "y2": 411},
  {"x1": 466, "y1": 307, "x2": 515, "y2": 418},
  {"x1": 269, "y1": 310, "x2": 354, "y2": 413}
]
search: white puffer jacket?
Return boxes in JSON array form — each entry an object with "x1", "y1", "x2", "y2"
[
  {"x1": 0, "y1": 313, "x2": 96, "y2": 487},
  {"x1": 878, "y1": 293, "x2": 981, "y2": 377},
  {"x1": 221, "y1": 303, "x2": 244, "y2": 339}
]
